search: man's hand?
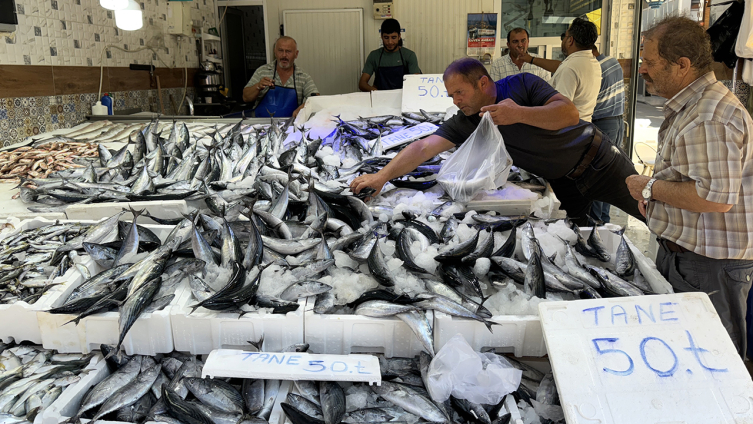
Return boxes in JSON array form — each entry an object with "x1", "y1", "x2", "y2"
[
  {"x1": 626, "y1": 175, "x2": 651, "y2": 201},
  {"x1": 518, "y1": 51, "x2": 533, "y2": 64},
  {"x1": 480, "y1": 99, "x2": 523, "y2": 126},
  {"x1": 637, "y1": 200, "x2": 648, "y2": 217},
  {"x1": 257, "y1": 77, "x2": 274, "y2": 90},
  {"x1": 350, "y1": 173, "x2": 387, "y2": 198}
]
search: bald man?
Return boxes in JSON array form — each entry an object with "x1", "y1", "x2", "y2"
[{"x1": 243, "y1": 36, "x2": 319, "y2": 118}]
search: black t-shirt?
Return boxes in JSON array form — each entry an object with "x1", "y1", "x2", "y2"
[{"x1": 435, "y1": 73, "x2": 596, "y2": 179}]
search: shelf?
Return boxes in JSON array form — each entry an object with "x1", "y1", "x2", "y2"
[
  {"x1": 198, "y1": 33, "x2": 221, "y2": 42},
  {"x1": 204, "y1": 57, "x2": 223, "y2": 64}
]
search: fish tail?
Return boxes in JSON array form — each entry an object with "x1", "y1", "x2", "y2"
[
  {"x1": 102, "y1": 344, "x2": 118, "y2": 360},
  {"x1": 610, "y1": 226, "x2": 626, "y2": 236}
]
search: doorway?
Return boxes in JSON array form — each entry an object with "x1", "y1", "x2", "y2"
[{"x1": 219, "y1": 3, "x2": 268, "y2": 102}]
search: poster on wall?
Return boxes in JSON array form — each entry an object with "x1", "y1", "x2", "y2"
[{"x1": 467, "y1": 13, "x2": 497, "y2": 60}]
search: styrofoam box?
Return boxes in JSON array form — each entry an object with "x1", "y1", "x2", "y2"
[
  {"x1": 434, "y1": 227, "x2": 673, "y2": 357},
  {"x1": 171, "y1": 288, "x2": 306, "y2": 355},
  {"x1": 37, "y1": 223, "x2": 179, "y2": 355},
  {"x1": 38, "y1": 352, "x2": 159, "y2": 424},
  {"x1": 0, "y1": 217, "x2": 101, "y2": 345},
  {"x1": 304, "y1": 296, "x2": 435, "y2": 358}
]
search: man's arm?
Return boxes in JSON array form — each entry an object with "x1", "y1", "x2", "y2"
[
  {"x1": 626, "y1": 176, "x2": 734, "y2": 213},
  {"x1": 359, "y1": 73, "x2": 376, "y2": 92},
  {"x1": 519, "y1": 52, "x2": 561, "y2": 73},
  {"x1": 480, "y1": 93, "x2": 579, "y2": 130},
  {"x1": 350, "y1": 135, "x2": 455, "y2": 195}
]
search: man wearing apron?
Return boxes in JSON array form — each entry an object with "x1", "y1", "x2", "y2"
[
  {"x1": 243, "y1": 36, "x2": 319, "y2": 117},
  {"x1": 359, "y1": 19, "x2": 421, "y2": 91}
]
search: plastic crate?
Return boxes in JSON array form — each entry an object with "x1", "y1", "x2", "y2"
[
  {"x1": 304, "y1": 296, "x2": 434, "y2": 358},
  {"x1": 434, "y1": 228, "x2": 672, "y2": 357},
  {"x1": 36, "y1": 223, "x2": 178, "y2": 355},
  {"x1": 64, "y1": 199, "x2": 205, "y2": 222},
  {"x1": 170, "y1": 287, "x2": 305, "y2": 355},
  {"x1": 0, "y1": 218, "x2": 100, "y2": 344}
]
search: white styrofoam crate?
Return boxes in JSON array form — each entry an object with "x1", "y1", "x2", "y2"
[
  {"x1": 37, "y1": 223, "x2": 179, "y2": 355},
  {"x1": 0, "y1": 218, "x2": 101, "y2": 344},
  {"x1": 434, "y1": 227, "x2": 673, "y2": 357},
  {"x1": 304, "y1": 296, "x2": 434, "y2": 358},
  {"x1": 171, "y1": 287, "x2": 306, "y2": 355},
  {"x1": 38, "y1": 352, "x2": 159, "y2": 424}
]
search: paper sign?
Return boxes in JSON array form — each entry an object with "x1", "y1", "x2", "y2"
[
  {"x1": 381, "y1": 121, "x2": 438, "y2": 150},
  {"x1": 202, "y1": 349, "x2": 382, "y2": 385},
  {"x1": 401, "y1": 75, "x2": 454, "y2": 113},
  {"x1": 539, "y1": 293, "x2": 753, "y2": 423}
]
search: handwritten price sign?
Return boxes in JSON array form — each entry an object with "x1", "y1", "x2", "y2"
[
  {"x1": 202, "y1": 350, "x2": 381, "y2": 385},
  {"x1": 539, "y1": 293, "x2": 753, "y2": 423},
  {"x1": 402, "y1": 75, "x2": 454, "y2": 113}
]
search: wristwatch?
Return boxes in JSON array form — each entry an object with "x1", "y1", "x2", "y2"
[{"x1": 642, "y1": 178, "x2": 657, "y2": 202}]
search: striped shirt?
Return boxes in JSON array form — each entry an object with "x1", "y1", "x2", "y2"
[
  {"x1": 592, "y1": 55, "x2": 625, "y2": 120},
  {"x1": 245, "y1": 62, "x2": 319, "y2": 107},
  {"x1": 489, "y1": 53, "x2": 551, "y2": 82},
  {"x1": 647, "y1": 72, "x2": 753, "y2": 259}
]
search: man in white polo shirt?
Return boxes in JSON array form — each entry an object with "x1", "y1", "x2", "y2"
[{"x1": 520, "y1": 18, "x2": 601, "y2": 122}]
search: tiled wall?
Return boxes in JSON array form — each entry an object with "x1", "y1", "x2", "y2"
[
  {"x1": 0, "y1": 0, "x2": 218, "y2": 67},
  {"x1": 0, "y1": 87, "x2": 194, "y2": 146}
]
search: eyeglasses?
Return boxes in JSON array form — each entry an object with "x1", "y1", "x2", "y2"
[{"x1": 560, "y1": 33, "x2": 567, "y2": 41}]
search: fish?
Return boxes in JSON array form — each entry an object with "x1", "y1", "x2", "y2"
[
  {"x1": 371, "y1": 382, "x2": 446, "y2": 423},
  {"x1": 524, "y1": 243, "x2": 546, "y2": 299},
  {"x1": 613, "y1": 227, "x2": 635, "y2": 277},
  {"x1": 280, "y1": 281, "x2": 332, "y2": 301},
  {"x1": 367, "y1": 241, "x2": 395, "y2": 286},
  {"x1": 184, "y1": 377, "x2": 244, "y2": 415},
  {"x1": 396, "y1": 310, "x2": 435, "y2": 357},
  {"x1": 586, "y1": 221, "x2": 611, "y2": 262},
  {"x1": 319, "y1": 381, "x2": 346, "y2": 424}
]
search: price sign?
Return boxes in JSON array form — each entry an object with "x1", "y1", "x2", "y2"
[
  {"x1": 539, "y1": 293, "x2": 753, "y2": 423},
  {"x1": 381, "y1": 122, "x2": 438, "y2": 150},
  {"x1": 202, "y1": 349, "x2": 381, "y2": 385},
  {"x1": 401, "y1": 75, "x2": 454, "y2": 113}
]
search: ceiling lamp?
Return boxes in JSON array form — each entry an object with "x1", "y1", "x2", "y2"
[
  {"x1": 100, "y1": 0, "x2": 128, "y2": 10},
  {"x1": 115, "y1": 0, "x2": 143, "y2": 31}
]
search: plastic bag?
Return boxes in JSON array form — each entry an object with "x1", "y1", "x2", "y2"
[
  {"x1": 707, "y1": 0, "x2": 745, "y2": 68},
  {"x1": 437, "y1": 112, "x2": 513, "y2": 202},
  {"x1": 426, "y1": 333, "x2": 522, "y2": 405},
  {"x1": 735, "y1": 0, "x2": 753, "y2": 58}
]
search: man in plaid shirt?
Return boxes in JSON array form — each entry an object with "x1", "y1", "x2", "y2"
[{"x1": 627, "y1": 17, "x2": 753, "y2": 357}]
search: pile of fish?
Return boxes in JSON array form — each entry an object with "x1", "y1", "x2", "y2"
[
  {"x1": 0, "y1": 342, "x2": 95, "y2": 422},
  {"x1": 505, "y1": 354, "x2": 563, "y2": 423},
  {"x1": 0, "y1": 143, "x2": 96, "y2": 182},
  {"x1": 0, "y1": 221, "x2": 99, "y2": 305},
  {"x1": 14, "y1": 112, "x2": 453, "y2": 214},
  {"x1": 281, "y1": 350, "x2": 526, "y2": 424}
]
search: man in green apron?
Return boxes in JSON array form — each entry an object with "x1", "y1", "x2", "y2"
[{"x1": 359, "y1": 19, "x2": 421, "y2": 91}]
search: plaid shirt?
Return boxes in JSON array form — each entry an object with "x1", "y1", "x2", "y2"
[
  {"x1": 489, "y1": 53, "x2": 551, "y2": 82},
  {"x1": 648, "y1": 72, "x2": 753, "y2": 259}
]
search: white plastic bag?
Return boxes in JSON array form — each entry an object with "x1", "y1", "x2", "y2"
[
  {"x1": 426, "y1": 333, "x2": 522, "y2": 405},
  {"x1": 437, "y1": 112, "x2": 513, "y2": 202}
]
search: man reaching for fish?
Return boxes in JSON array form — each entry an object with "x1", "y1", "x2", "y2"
[{"x1": 351, "y1": 57, "x2": 642, "y2": 226}]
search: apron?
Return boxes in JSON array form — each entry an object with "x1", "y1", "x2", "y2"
[
  {"x1": 255, "y1": 63, "x2": 299, "y2": 117},
  {"x1": 374, "y1": 48, "x2": 409, "y2": 90}
]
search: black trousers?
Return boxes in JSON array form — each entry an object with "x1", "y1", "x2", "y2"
[
  {"x1": 549, "y1": 141, "x2": 644, "y2": 227},
  {"x1": 656, "y1": 240, "x2": 753, "y2": 358}
]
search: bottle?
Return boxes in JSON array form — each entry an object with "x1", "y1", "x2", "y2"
[
  {"x1": 92, "y1": 101, "x2": 108, "y2": 115},
  {"x1": 101, "y1": 93, "x2": 113, "y2": 115}
]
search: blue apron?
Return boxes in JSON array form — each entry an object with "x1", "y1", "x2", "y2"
[
  {"x1": 255, "y1": 63, "x2": 299, "y2": 117},
  {"x1": 374, "y1": 48, "x2": 409, "y2": 90}
]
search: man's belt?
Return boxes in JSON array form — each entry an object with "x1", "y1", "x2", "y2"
[
  {"x1": 659, "y1": 238, "x2": 691, "y2": 253},
  {"x1": 567, "y1": 130, "x2": 603, "y2": 179}
]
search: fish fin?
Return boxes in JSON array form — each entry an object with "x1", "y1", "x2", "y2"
[
  {"x1": 102, "y1": 344, "x2": 119, "y2": 360},
  {"x1": 610, "y1": 226, "x2": 627, "y2": 236},
  {"x1": 247, "y1": 334, "x2": 265, "y2": 351},
  {"x1": 483, "y1": 320, "x2": 496, "y2": 333}
]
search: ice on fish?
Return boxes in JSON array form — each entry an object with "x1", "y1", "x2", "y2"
[
  {"x1": 485, "y1": 281, "x2": 549, "y2": 316},
  {"x1": 315, "y1": 146, "x2": 334, "y2": 159},
  {"x1": 334, "y1": 251, "x2": 359, "y2": 270},
  {"x1": 380, "y1": 239, "x2": 396, "y2": 257},
  {"x1": 473, "y1": 257, "x2": 491, "y2": 276},
  {"x1": 454, "y1": 223, "x2": 476, "y2": 244},
  {"x1": 461, "y1": 210, "x2": 478, "y2": 225},
  {"x1": 258, "y1": 265, "x2": 299, "y2": 298},
  {"x1": 319, "y1": 268, "x2": 379, "y2": 305},
  {"x1": 546, "y1": 219, "x2": 577, "y2": 244},
  {"x1": 518, "y1": 400, "x2": 543, "y2": 424}
]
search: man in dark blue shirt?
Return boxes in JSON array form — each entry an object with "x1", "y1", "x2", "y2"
[{"x1": 350, "y1": 57, "x2": 641, "y2": 225}]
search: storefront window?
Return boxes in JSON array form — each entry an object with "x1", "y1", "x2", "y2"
[{"x1": 499, "y1": 0, "x2": 603, "y2": 39}]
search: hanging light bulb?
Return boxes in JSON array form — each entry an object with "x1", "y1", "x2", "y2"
[
  {"x1": 100, "y1": 0, "x2": 128, "y2": 11},
  {"x1": 115, "y1": 0, "x2": 143, "y2": 31}
]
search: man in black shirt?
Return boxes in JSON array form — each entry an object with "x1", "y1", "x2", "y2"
[{"x1": 350, "y1": 57, "x2": 642, "y2": 225}]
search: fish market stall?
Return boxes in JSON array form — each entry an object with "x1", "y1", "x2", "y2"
[{"x1": 0, "y1": 91, "x2": 737, "y2": 424}]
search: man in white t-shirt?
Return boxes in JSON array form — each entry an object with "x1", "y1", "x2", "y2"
[{"x1": 520, "y1": 18, "x2": 601, "y2": 122}]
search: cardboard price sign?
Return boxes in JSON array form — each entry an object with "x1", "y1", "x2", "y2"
[{"x1": 539, "y1": 293, "x2": 753, "y2": 423}]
